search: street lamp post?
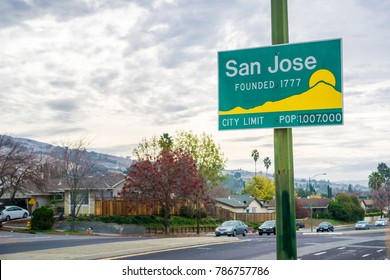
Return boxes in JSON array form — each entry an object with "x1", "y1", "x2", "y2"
[{"x1": 308, "y1": 173, "x2": 327, "y2": 232}]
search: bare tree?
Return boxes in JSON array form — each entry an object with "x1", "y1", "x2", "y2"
[
  {"x1": 52, "y1": 139, "x2": 96, "y2": 231},
  {"x1": 0, "y1": 135, "x2": 46, "y2": 202}
]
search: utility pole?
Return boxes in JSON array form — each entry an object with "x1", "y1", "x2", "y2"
[{"x1": 271, "y1": 0, "x2": 297, "y2": 260}]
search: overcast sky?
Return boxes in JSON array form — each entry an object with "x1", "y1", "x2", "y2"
[{"x1": 1, "y1": 0, "x2": 389, "y2": 183}]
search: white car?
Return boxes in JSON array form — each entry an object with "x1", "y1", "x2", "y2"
[
  {"x1": 0, "y1": 206, "x2": 29, "y2": 221},
  {"x1": 375, "y1": 218, "x2": 389, "y2": 226}
]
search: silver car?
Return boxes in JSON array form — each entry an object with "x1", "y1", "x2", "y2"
[
  {"x1": 355, "y1": 221, "x2": 370, "y2": 230},
  {"x1": 0, "y1": 205, "x2": 29, "y2": 221},
  {"x1": 215, "y1": 220, "x2": 248, "y2": 237},
  {"x1": 375, "y1": 218, "x2": 388, "y2": 226}
]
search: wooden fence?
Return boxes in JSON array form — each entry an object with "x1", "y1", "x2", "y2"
[
  {"x1": 146, "y1": 226, "x2": 216, "y2": 235},
  {"x1": 95, "y1": 198, "x2": 275, "y2": 224},
  {"x1": 211, "y1": 206, "x2": 275, "y2": 223},
  {"x1": 95, "y1": 198, "x2": 183, "y2": 216}
]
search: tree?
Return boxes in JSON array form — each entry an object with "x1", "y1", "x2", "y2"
[
  {"x1": 242, "y1": 175, "x2": 275, "y2": 203},
  {"x1": 295, "y1": 197, "x2": 309, "y2": 219},
  {"x1": 377, "y1": 163, "x2": 390, "y2": 184},
  {"x1": 369, "y1": 163, "x2": 390, "y2": 214},
  {"x1": 174, "y1": 131, "x2": 227, "y2": 188},
  {"x1": 133, "y1": 136, "x2": 160, "y2": 161},
  {"x1": 0, "y1": 135, "x2": 47, "y2": 202},
  {"x1": 52, "y1": 139, "x2": 96, "y2": 231},
  {"x1": 369, "y1": 171, "x2": 384, "y2": 191},
  {"x1": 263, "y1": 157, "x2": 271, "y2": 177},
  {"x1": 133, "y1": 131, "x2": 227, "y2": 189},
  {"x1": 371, "y1": 186, "x2": 390, "y2": 217},
  {"x1": 251, "y1": 149, "x2": 259, "y2": 175},
  {"x1": 121, "y1": 149, "x2": 206, "y2": 234},
  {"x1": 327, "y1": 185, "x2": 333, "y2": 198},
  {"x1": 159, "y1": 133, "x2": 173, "y2": 150}
]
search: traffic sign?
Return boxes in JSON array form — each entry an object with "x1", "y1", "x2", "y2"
[{"x1": 218, "y1": 39, "x2": 343, "y2": 130}]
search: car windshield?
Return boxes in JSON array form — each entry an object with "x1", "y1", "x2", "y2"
[
  {"x1": 222, "y1": 221, "x2": 237, "y2": 227},
  {"x1": 262, "y1": 221, "x2": 275, "y2": 226},
  {"x1": 357, "y1": 221, "x2": 365, "y2": 224}
]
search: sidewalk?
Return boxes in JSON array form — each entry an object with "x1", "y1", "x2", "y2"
[{"x1": 0, "y1": 231, "x2": 243, "y2": 260}]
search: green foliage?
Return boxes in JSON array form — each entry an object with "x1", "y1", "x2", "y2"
[
  {"x1": 73, "y1": 215, "x2": 220, "y2": 227},
  {"x1": 242, "y1": 175, "x2": 275, "y2": 203},
  {"x1": 179, "y1": 205, "x2": 194, "y2": 218},
  {"x1": 263, "y1": 157, "x2": 271, "y2": 176},
  {"x1": 31, "y1": 206, "x2": 55, "y2": 230},
  {"x1": 365, "y1": 212, "x2": 382, "y2": 217},
  {"x1": 328, "y1": 193, "x2": 364, "y2": 222},
  {"x1": 132, "y1": 131, "x2": 227, "y2": 189},
  {"x1": 174, "y1": 131, "x2": 227, "y2": 188},
  {"x1": 365, "y1": 207, "x2": 381, "y2": 213}
]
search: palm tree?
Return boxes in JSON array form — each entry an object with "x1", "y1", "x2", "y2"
[
  {"x1": 159, "y1": 133, "x2": 173, "y2": 150},
  {"x1": 251, "y1": 149, "x2": 259, "y2": 175},
  {"x1": 368, "y1": 171, "x2": 384, "y2": 191},
  {"x1": 263, "y1": 157, "x2": 271, "y2": 177}
]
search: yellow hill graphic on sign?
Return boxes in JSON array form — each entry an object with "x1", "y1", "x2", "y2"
[{"x1": 219, "y1": 69, "x2": 342, "y2": 115}]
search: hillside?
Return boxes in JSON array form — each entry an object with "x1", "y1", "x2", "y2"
[{"x1": 2, "y1": 135, "x2": 132, "y2": 173}]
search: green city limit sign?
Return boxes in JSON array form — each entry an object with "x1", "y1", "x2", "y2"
[{"x1": 218, "y1": 38, "x2": 343, "y2": 130}]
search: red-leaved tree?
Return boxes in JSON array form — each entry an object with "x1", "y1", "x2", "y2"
[{"x1": 120, "y1": 149, "x2": 205, "y2": 234}]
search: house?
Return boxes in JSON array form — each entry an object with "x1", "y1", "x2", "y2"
[
  {"x1": 360, "y1": 199, "x2": 374, "y2": 211},
  {"x1": 267, "y1": 197, "x2": 330, "y2": 214},
  {"x1": 1, "y1": 172, "x2": 126, "y2": 217},
  {"x1": 62, "y1": 172, "x2": 125, "y2": 216},
  {"x1": 214, "y1": 194, "x2": 267, "y2": 214}
]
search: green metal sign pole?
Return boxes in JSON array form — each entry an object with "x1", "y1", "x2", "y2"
[{"x1": 271, "y1": 0, "x2": 297, "y2": 260}]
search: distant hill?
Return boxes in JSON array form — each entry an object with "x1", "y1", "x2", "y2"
[{"x1": 2, "y1": 135, "x2": 132, "y2": 174}]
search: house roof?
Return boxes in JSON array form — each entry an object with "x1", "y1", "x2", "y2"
[
  {"x1": 214, "y1": 194, "x2": 261, "y2": 208},
  {"x1": 31, "y1": 172, "x2": 125, "y2": 193},
  {"x1": 267, "y1": 197, "x2": 330, "y2": 209},
  {"x1": 361, "y1": 199, "x2": 374, "y2": 207}
]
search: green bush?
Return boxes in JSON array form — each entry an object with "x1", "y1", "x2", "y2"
[
  {"x1": 366, "y1": 208, "x2": 381, "y2": 213},
  {"x1": 179, "y1": 205, "x2": 194, "y2": 218},
  {"x1": 31, "y1": 206, "x2": 55, "y2": 230},
  {"x1": 316, "y1": 211, "x2": 331, "y2": 219},
  {"x1": 328, "y1": 194, "x2": 365, "y2": 222}
]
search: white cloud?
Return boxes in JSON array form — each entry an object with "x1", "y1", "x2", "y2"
[{"x1": 1, "y1": 0, "x2": 389, "y2": 183}]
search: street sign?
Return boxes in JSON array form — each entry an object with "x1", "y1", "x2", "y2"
[{"x1": 218, "y1": 39, "x2": 343, "y2": 130}]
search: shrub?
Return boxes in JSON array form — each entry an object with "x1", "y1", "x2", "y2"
[
  {"x1": 179, "y1": 205, "x2": 194, "y2": 218},
  {"x1": 31, "y1": 206, "x2": 55, "y2": 230}
]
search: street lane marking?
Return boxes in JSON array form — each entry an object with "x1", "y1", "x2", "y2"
[
  {"x1": 376, "y1": 249, "x2": 384, "y2": 253},
  {"x1": 314, "y1": 251, "x2": 327, "y2": 256},
  {"x1": 362, "y1": 254, "x2": 371, "y2": 258},
  {"x1": 338, "y1": 247, "x2": 346, "y2": 250}
]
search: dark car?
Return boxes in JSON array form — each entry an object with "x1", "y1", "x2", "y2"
[
  {"x1": 316, "y1": 222, "x2": 334, "y2": 232},
  {"x1": 215, "y1": 220, "x2": 248, "y2": 237},
  {"x1": 258, "y1": 220, "x2": 276, "y2": 235},
  {"x1": 296, "y1": 221, "x2": 305, "y2": 228}
]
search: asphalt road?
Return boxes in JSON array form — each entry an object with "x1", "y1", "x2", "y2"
[
  {"x1": 115, "y1": 228, "x2": 389, "y2": 260},
  {"x1": 0, "y1": 225, "x2": 388, "y2": 260}
]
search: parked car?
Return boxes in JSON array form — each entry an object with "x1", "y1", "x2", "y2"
[
  {"x1": 316, "y1": 222, "x2": 334, "y2": 232},
  {"x1": 215, "y1": 220, "x2": 248, "y2": 237},
  {"x1": 296, "y1": 221, "x2": 305, "y2": 228},
  {"x1": 0, "y1": 206, "x2": 29, "y2": 221},
  {"x1": 375, "y1": 218, "x2": 389, "y2": 226},
  {"x1": 258, "y1": 220, "x2": 276, "y2": 235},
  {"x1": 355, "y1": 221, "x2": 370, "y2": 230}
]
